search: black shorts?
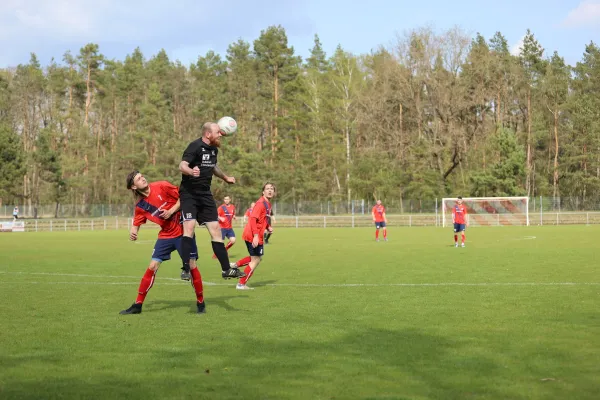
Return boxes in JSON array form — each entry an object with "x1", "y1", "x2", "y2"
[
  {"x1": 180, "y1": 190, "x2": 218, "y2": 225},
  {"x1": 245, "y1": 240, "x2": 264, "y2": 257}
]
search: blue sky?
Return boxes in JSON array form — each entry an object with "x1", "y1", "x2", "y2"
[{"x1": 1, "y1": 0, "x2": 599, "y2": 68}]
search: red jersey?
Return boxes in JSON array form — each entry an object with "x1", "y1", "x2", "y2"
[
  {"x1": 133, "y1": 181, "x2": 182, "y2": 239},
  {"x1": 452, "y1": 204, "x2": 467, "y2": 224},
  {"x1": 244, "y1": 207, "x2": 253, "y2": 218},
  {"x1": 372, "y1": 205, "x2": 386, "y2": 222},
  {"x1": 242, "y1": 196, "x2": 271, "y2": 245},
  {"x1": 218, "y1": 204, "x2": 236, "y2": 229}
]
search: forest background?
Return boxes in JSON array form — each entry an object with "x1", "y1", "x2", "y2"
[{"x1": 1, "y1": 25, "x2": 599, "y2": 216}]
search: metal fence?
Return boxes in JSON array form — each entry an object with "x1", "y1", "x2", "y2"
[
  {"x1": 1, "y1": 204, "x2": 135, "y2": 219},
  {"x1": 2, "y1": 212, "x2": 600, "y2": 233},
  {"x1": 3, "y1": 196, "x2": 600, "y2": 219}
]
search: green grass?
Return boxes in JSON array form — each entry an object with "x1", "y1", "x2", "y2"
[{"x1": 1, "y1": 226, "x2": 599, "y2": 400}]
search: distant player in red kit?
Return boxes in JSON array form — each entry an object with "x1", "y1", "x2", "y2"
[
  {"x1": 244, "y1": 202, "x2": 255, "y2": 224},
  {"x1": 230, "y1": 183, "x2": 275, "y2": 290},
  {"x1": 264, "y1": 208, "x2": 275, "y2": 244},
  {"x1": 212, "y1": 195, "x2": 236, "y2": 258},
  {"x1": 372, "y1": 200, "x2": 388, "y2": 241},
  {"x1": 452, "y1": 196, "x2": 468, "y2": 248},
  {"x1": 119, "y1": 171, "x2": 206, "y2": 315}
]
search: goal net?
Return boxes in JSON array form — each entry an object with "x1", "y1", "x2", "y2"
[{"x1": 441, "y1": 197, "x2": 529, "y2": 227}]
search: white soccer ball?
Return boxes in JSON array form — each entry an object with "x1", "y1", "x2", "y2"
[{"x1": 218, "y1": 116, "x2": 237, "y2": 136}]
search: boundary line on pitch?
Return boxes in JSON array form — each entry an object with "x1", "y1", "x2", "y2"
[
  {"x1": 0, "y1": 282, "x2": 599, "y2": 287},
  {"x1": 0, "y1": 272, "x2": 599, "y2": 288},
  {"x1": 513, "y1": 236, "x2": 537, "y2": 240},
  {"x1": 0, "y1": 271, "x2": 182, "y2": 281}
]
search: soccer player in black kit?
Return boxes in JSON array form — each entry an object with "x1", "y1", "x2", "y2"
[{"x1": 179, "y1": 122, "x2": 245, "y2": 281}]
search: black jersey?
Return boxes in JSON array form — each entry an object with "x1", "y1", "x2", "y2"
[{"x1": 180, "y1": 139, "x2": 219, "y2": 194}]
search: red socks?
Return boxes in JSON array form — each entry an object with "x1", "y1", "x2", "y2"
[
  {"x1": 235, "y1": 256, "x2": 251, "y2": 268},
  {"x1": 383, "y1": 230, "x2": 387, "y2": 239},
  {"x1": 135, "y1": 268, "x2": 156, "y2": 304},
  {"x1": 190, "y1": 267, "x2": 204, "y2": 303},
  {"x1": 454, "y1": 234, "x2": 465, "y2": 244},
  {"x1": 239, "y1": 265, "x2": 254, "y2": 285},
  {"x1": 375, "y1": 230, "x2": 379, "y2": 239},
  {"x1": 135, "y1": 266, "x2": 204, "y2": 305}
]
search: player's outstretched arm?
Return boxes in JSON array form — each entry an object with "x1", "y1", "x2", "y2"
[{"x1": 213, "y1": 165, "x2": 235, "y2": 184}]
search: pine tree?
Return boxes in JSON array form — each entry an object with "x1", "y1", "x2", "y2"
[
  {"x1": 253, "y1": 25, "x2": 301, "y2": 160},
  {"x1": 518, "y1": 30, "x2": 546, "y2": 196}
]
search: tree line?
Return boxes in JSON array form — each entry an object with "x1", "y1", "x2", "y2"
[{"x1": 0, "y1": 25, "x2": 599, "y2": 215}]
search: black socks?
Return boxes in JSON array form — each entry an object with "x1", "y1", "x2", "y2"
[
  {"x1": 182, "y1": 235, "x2": 196, "y2": 271},
  {"x1": 211, "y1": 241, "x2": 230, "y2": 272}
]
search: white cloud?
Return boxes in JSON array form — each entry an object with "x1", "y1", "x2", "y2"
[
  {"x1": 0, "y1": 0, "x2": 215, "y2": 42},
  {"x1": 510, "y1": 36, "x2": 525, "y2": 56},
  {"x1": 562, "y1": 1, "x2": 600, "y2": 28},
  {"x1": 0, "y1": 0, "x2": 313, "y2": 67}
]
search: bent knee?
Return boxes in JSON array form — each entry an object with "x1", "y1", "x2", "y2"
[{"x1": 149, "y1": 261, "x2": 161, "y2": 271}]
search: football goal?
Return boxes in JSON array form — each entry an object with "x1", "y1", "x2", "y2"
[{"x1": 441, "y1": 197, "x2": 529, "y2": 227}]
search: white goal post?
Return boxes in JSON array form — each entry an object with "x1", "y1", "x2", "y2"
[{"x1": 441, "y1": 197, "x2": 529, "y2": 227}]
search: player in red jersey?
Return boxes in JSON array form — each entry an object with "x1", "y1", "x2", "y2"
[
  {"x1": 452, "y1": 196, "x2": 468, "y2": 248},
  {"x1": 212, "y1": 195, "x2": 237, "y2": 258},
  {"x1": 263, "y1": 209, "x2": 275, "y2": 244},
  {"x1": 119, "y1": 171, "x2": 206, "y2": 315},
  {"x1": 371, "y1": 200, "x2": 388, "y2": 241},
  {"x1": 244, "y1": 202, "x2": 255, "y2": 224},
  {"x1": 230, "y1": 183, "x2": 275, "y2": 290}
]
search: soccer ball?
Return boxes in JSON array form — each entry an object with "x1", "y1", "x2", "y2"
[{"x1": 218, "y1": 116, "x2": 237, "y2": 136}]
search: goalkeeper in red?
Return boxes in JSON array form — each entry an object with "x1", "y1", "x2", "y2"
[
  {"x1": 452, "y1": 196, "x2": 468, "y2": 248},
  {"x1": 230, "y1": 182, "x2": 275, "y2": 290}
]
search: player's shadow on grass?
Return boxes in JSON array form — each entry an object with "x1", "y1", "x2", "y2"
[
  {"x1": 191, "y1": 327, "x2": 549, "y2": 399},
  {"x1": 1, "y1": 328, "x2": 588, "y2": 399},
  {"x1": 149, "y1": 295, "x2": 248, "y2": 313}
]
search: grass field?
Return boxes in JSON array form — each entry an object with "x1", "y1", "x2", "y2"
[{"x1": 1, "y1": 226, "x2": 599, "y2": 400}]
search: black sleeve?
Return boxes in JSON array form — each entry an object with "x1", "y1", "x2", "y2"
[{"x1": 182, "y1": 141, "x2": 199, "y2": 164}]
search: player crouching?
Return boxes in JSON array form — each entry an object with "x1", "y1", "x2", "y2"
[{"x1": 230, "y1": 182, "x2": 275, "y2": 290}]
